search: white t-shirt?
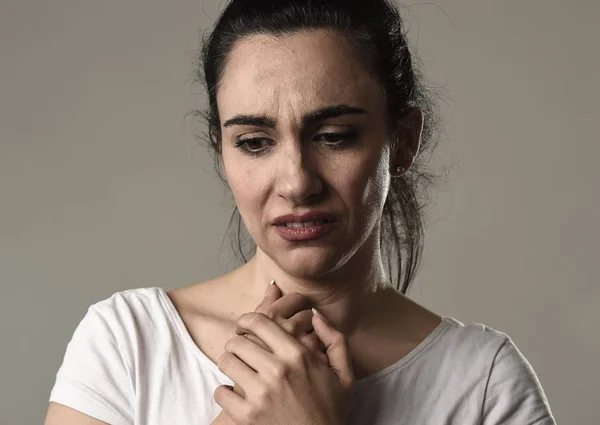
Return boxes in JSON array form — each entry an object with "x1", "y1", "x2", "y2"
[{"x1": 49, "y1": 287, "x2": 556, "y2": 425}]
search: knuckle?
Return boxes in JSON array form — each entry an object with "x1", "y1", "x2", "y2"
[
  {"x1": 263, "y1": 307, "x2": 276, "y2": 320},
  {"x1": 213, "y1": 385, "x2": 227, "y2": 404},
  {"x1": 268, "y1": 362, "x2": 286, "y2": 380},
  {"x1": 288, "y1": 292, "x2": 309, "y2": 304},
  {"x1": 245, "y1": 333, "x2": 262, "y2": 346},
  {"x1": 224, "y1": 335, "x2": 243, "y2": 352},
  {"x1": 303, "y1": 334, "x2": 322, "y2": 352},
  {"x1": 239, "y1": 312, "x2": 268, "y2": 330},
  {"x1": 334, "y1": 332, "x2": 348, "y2": 346},
  {"x1": 282, "y1": 318, "x2": 300, "y2": 335},
  {"x1": 237, "y1": 312, "x2": 252, "y2": 327},
  {"x1": 246, "y1": 406, "x2": 259, "y2": 425},
  {"x1": 255, "y1": 385, "x2": 270, "y2": 405},
  {"x1": 217, "y1": 352, "x2": 235, "y2": 370},
  {"x1": 289, "y1": 346, "x2": 308, "y2": 365},
  {"x1": 253, "y1": 312, "x2": 269, "y2": 326},
  {"x1": 248, "y1": 313, "x2": 269, "y2": 329},
  {"x1": 289, "y1": 293, "x2": 312, "y2": 310}
]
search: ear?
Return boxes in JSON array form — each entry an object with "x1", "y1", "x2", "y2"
[
  {"x1": 391, "y1": 107, "x2": 423, "y2": 176},
  {"x1": 210, "y1": 128, "x2": 220, "y2": 146}
]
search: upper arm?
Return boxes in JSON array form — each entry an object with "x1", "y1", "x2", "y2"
[
  {"x1": 48, "y1": 305, "x2": 134, "y2": 425},
  {"x1": 45, "y1": 402, "x2": 111, "y2": 425},
  {"x1": 481, "y1": 338, "x2": 556, "y2": 425}
]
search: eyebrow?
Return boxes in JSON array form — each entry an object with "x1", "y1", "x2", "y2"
[{"x1": 222, "y1": 104, "x2": 367, "y2": 129}]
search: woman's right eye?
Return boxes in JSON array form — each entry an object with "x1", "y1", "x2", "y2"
[{"x1": 234, "y1": 138, "x2": 271, "y2": 155}]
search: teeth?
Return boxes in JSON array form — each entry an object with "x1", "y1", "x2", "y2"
[{"x1": 284, "y1": 220, "x2": 327, "y2": 228}]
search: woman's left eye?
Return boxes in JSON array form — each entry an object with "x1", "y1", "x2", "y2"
[{"x1": 315, "y1": 132, "x2": 358, "y2": 148}]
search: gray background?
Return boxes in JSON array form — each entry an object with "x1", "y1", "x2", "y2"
[{"x1": 1, "y1": 1, "x2": 598, "y2": 424}]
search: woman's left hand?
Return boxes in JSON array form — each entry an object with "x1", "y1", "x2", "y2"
[{"x1": 214, "y1": 309, "x2": 355, "y2": 425}]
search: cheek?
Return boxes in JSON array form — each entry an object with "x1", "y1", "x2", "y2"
[
  {"x1": 333, "y1": 149, "x2": 390, "y2": 214},
  {"x1": 224, "y1": 159, "x2": 269, "y2": 225}
]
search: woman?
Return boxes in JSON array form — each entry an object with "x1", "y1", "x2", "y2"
[{"x1": 45, "y1": 0, "x2": 556, "y2": 424}]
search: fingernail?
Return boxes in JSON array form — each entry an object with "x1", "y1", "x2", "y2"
[
  {"x1": 264, "y1": 279, "x2": 275, "y2": 296},
  {"x1": 312, "y1": 308, "x2": 329, "y2": 324}
]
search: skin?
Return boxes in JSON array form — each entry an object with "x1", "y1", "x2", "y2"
[
  {"x1": 44, "y1": 29, "x2": 442, "y2": 425},
  {"x1": 214, "y1": 29, "x2": 436, "y2": 351},
  {"x1": 206, "y1": 30, "x2": 441, "y2": 424},
  {"x1": 214, "y1": 282, "x2": 355, "y2": 425}
]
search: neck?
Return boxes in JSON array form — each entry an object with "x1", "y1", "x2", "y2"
[{"x1": 234, "y1": 231, "x2": 395, "y2": 338}]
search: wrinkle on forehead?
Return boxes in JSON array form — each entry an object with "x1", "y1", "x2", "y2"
[{"x1": 217, "y1": 30, "x2": 384, "y2": 122}]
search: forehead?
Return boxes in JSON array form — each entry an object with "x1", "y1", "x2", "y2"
[{"x1": 217, "y1": 30, "x2": 383, "y2": 118}]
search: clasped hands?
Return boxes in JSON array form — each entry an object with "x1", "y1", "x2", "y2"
[{"x1": 212, "y1": 281, "x2": 355, "y2": 425}]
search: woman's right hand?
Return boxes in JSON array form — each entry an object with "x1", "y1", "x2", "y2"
[
  {"x1": 218, "y1": 283, "x2": 329, "y2": 397},
  {"x1": 234, "y1": 281, "x2": 329, "y2": 398},
  {"x1": 251, "y1": 281, "x2": 328, "y2": 361},
  {"x1": 211, "y1": 281, "x2": 329, "y2": 424}
]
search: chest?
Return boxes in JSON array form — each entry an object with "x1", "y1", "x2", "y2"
[
  {"x1": 183, "y1": 312, "x2": 239, "y2": 366},
  {"x1": 178, "y1": 306, "x2": 428, "y2": 384},
  {"x1": 132, "y1": 339, "x2": 484, "y2": 425}
]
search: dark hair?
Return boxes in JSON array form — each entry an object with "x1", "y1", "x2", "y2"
[{"x1": 192, "y1": 0, "x2": 442, "y2": 294}]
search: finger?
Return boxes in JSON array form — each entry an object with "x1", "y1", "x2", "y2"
[
  {"x1": 217, "y1": 351, "x2": 262, "y2": 397},
  {"x1": 254, "y1": 280, "x2": 281, "y2": 313},
  {"x1": 243, "y1": 333, "x2": 270, "y2": 351},
  {"x1": 281, "y1": 309, "x2": 315, "y2": 336},
  {"x1": 225, "y1": 335, "x2": 277, "y2": 377},
  {"x1": 232, "y1": 382, "x2": 246, "y2": 398},
  {"x1": 236, "y1": 312, "x2": 300, "y2": 357},
  {"x1": 297, "y1": 332, "x2": 328, "y2": 357},
  {"x1": 245, "y1": 280, "x2": 280, "y2": 346},
  {"x1": 214, "y1": 385, "x2": 250, "y2": 423},
  {"x1": 255, "y1": 309, "x2": 322, "y2": 356},
  {"x1": 263, "y1": 292, "x2": 313, "y2": 320},
  {"x1": 311, "y1": 309, "x2": 355, "y2": 387}
]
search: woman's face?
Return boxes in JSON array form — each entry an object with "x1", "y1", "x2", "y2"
[{"x1": 216, "y1": 30, "x2": 399, "y2": 279}]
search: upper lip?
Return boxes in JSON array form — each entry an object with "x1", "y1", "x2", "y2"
[{"x1": 272, "y1": 211, "x2": 337, "y2": 225}]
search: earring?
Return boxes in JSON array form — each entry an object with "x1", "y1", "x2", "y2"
[{"x1": 395, "y1": 165, "x2": 405, "y2": 174}]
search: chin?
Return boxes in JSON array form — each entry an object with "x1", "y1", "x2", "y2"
[{"x1": 273, "y1": 244, "x2": 351, "y2": 279}]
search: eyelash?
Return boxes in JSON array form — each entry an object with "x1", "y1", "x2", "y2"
[{"x1": 234, "y1": 132, "x2": 358, "y2": 156}]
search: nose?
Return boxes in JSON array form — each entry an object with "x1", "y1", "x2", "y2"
[{"x1": 275, "y1": 143, "x2": 323, "y2": 205}]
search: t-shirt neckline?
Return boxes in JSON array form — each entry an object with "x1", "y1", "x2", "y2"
[
  {"x1": 352, "y1": 316, "x2": 453, "y2": 388},
  {"x1": 157, "y1": 287, "x2": 232, "y2": 381},
  {"x1": 155, "y1": 286, "x2": 453, "y2": 388}
]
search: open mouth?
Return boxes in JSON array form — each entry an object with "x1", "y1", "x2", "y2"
[
  {"x1": 279, "y1": 219, "x2": 332, "y2": 228},
  {"x1": 274, "y1": 219, "x2": 336, "y2": 241}
]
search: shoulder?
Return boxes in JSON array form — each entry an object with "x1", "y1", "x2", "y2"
[
  {"x1": 434, "y1": 317, "x2": 512, "y2": 359},
  {"x1": 166, "y1": 277, "x2": 238, "y2": 321},
  {"x1": 86, "y1": 287, "x2": 168, "y2": 335},
  {"x1": 88, "y1": 279, "x2": 234, "y2": 349},
  {"x1": 438, "y1": 318, "x2": 555, "y2": 423},
  {"x1": 48, "y1": 288, "x2": 168, "y2": 424},
  {"x1": 91, "y1": 286, "x2": 165, "y2": 314},
  {"x1": 69, "y1": 286, "x2": 201, "y2": 359},
  {"x1": 440, "y1": 318, "x2": 542, "y2": 372},
  {"x1": 430, "y1": 317, "x2": 531, "y2": 385}
]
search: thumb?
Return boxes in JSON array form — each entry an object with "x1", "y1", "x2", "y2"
[{"x1": 311, "y1": 308, "x2": 355, "y2": 387}]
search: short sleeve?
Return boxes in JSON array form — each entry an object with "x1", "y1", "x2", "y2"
[
  {"x1": 481, "y1": 338, "x2": 556, "y2": 425},
  {"x1": 49, "y1": 305, "x2": 134, "y2": 425}
]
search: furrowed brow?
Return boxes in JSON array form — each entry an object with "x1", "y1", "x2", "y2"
[{"x1": 222, "y1": 104, "x2": 366, "y2": 129}]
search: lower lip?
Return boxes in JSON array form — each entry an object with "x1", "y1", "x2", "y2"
[{"x1": 274, "y1": 222, "x2": 336, "y2": 241}]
